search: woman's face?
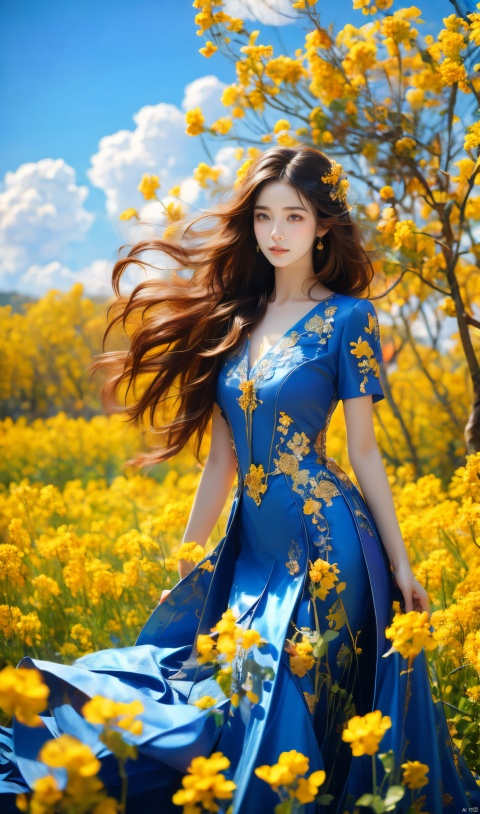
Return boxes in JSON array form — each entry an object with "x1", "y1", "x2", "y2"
[{"x1": 253, "y1": 180, "x2": 321, "y2": 268}]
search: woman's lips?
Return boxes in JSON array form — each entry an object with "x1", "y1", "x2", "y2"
[{"x1": 269, "y1": 247, "x2": 289, "y2": 254}]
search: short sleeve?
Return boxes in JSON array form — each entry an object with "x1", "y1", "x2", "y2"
[{"x1": 337, "y1": 299, "x2": 385, "y2": 404}]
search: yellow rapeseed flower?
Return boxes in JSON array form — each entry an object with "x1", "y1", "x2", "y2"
[
  {"x1": 82, "y1": 695, "x2": 144, "y2": 736},
  {"x1": 193, "y1": 162, "x2": 222, "y2": 188},
  {"x1": 177, "y1": 541, "x2": 205, "y2": 563},
  {"x1": 40, "y1": 733, "x2": 101, "y2": 777},
  {"x1": 379, "y1": 185, "x2": 395, "y2": 200},
  {"x1": 172, "y1": 751, "x2": 236, "y2": 809},
  {"x1": 294, "y1": 769, "x2": 327, "y2": 803},
  {"x1": 285, "y1": 636, "x2": 315, "y2": 677},
  {"x1": 401, "y1": 760, "x2": 429, "y2": 789},
  {"x1": 119, "y1": 208, "x2": 139, "y2": 220},
  {"x1": 0, "y1": 665, "x2": 49, "y2": 726},
  {"x1": 273, "y1": 118, "x2": 291, "y2": 133},
  {"x1": 405, "y1": 87, "x2": 424, "y2": 109},
  {"x1": 210, "y1": 116, "x2": 233, "y2": 134},
  {"x1": 185, "y1": 107, "x2": 205, "y2": 136},
  {"x1": 138, "y1": 174, "x2": 160, "y2": 201},
  {"x1": 438, "y1": 57, "x2": 468, "y2": 86},
  {"x1": 30, "y1": 774, "x2": 63, "y2": 806},
  {"x1": 309, "y1": 558, "x2": 340, "y2": 600},
  {"x1": 193, "y1": 695, "x2": 218, "y2": 709},
  {"x1": 385, "y1": 610, "x2": 438, "y2": 659},
  {"x1": 199, "y1": 40, "x2": 218, "y2": 57},
  {"x1": 342, "y1": 710, "x2": 392, "y2": 756},
  {"x1": 394, "y1": 136, "x2": 417, "y2": 155},
  {"x1": 197, "y1": 633, "x2": 217, "y2": 664},
  {"x1": 393, "y1": 219, "x2": 417, "y2": 251},
  {"x1": 465, "y1": 121, "x2": 480, "y2": 151}
]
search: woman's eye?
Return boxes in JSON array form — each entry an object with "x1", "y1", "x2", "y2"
[
  {"x1": 255, "y1": 213, "x2": 268, "y2": 220},
  {"x1": 289, "y1": 214, "x2": 302, "y2": 221}
]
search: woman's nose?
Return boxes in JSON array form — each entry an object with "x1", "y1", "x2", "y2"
[{"x1": 270, "y1": 223, "x2": 284, "y2": 239}]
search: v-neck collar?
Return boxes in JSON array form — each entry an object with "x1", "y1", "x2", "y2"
[{"x1": 246, "y1": 292, "x2": 338, "y2": 376}]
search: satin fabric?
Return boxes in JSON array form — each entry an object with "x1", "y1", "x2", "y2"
[{"x1": 1, "y1": 292, "x2": 479, "y2": 813}]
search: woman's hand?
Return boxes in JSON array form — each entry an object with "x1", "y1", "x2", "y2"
[
  {"x1": 393, "y1": 561, "x2": 430, "y2": 616},
  {"x1": 178, "y1": 558, "x2": 196, "y2": 580},
  {"x1": 158, "y1": 558, "x2": 197, "y2": 604}
]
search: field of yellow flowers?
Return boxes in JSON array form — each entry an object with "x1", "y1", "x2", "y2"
[{"x1": 0, "y1": 285, "x2": 479, "y2": 813}]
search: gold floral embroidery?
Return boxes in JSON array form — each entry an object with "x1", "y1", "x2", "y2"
[
  {"x1": 244, "y1": 463, "x2": 267, "y2": 507},
  {"x1": 226, "y1": 303, "x2": 339, "y2": 506},
  {"x1": 287, "y1": 431, "x2": 311, "y2": 458},
  {"x1": 313, "y1": 401, "x2": 353, "y2": 490},
  {"x1": 311, "y1": 477, "x2": 341, "y2": 506},
  {"x1": 272, "y1": 451, "x2": 310, "y2": 494},
  {"x1": 285, "y1": 539, "x2": 301, "y2": 575},
  {"x1": 303, "y1": 691, "x2": 316, "y2": 714},
  {"x1": 237, "y1": 379, "x2": 261, "y2": 412},
  {"x1": 349, "y1": 311, "x2": 381, "y2": 394},
  {"x1": 304, "y1": 305, "x2": 337, "y2": 345},
  {"x1": 303, "y1": 498, "x2": 321, "y2": 516},
  {"x1": 365, "y1": 310, "x2": 381, "y2": 341},
  {"x1": 277, "y1": 331, "x2": 300, "y2": 351},
  {"x1": 352, "y1": 495, "x2": 375, "y2": 537},
  {"x1": 277, "y1": 411, "x2": 294, "y2": 435},
  {"x1": 199, "y1": 559, "x2": 215, "y2": 572},
  {"x1": 271, "y1": 418, "x2": 342, "y2": 556},
  {"x1": 336, "y1": 642, "x2": 353, "y2": 669}
]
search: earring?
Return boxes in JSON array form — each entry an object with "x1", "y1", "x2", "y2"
[
  {"x1": 256, "y1": 244, "x2": 260, "y2": 252},
  {"x1": 316, "y1": 237, "x2": 324, "y2": 250}
]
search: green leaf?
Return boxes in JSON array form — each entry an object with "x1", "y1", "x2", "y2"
[
  {"x1": 274, "y1": 800, "x2": 294, "y2": 814},
  {"x1": 384, "y1": 785, "x2": 405, "y2": 810},
  {"x1": 378, "y1": 750, "x2": 394, "y2": 774},
  {"x1": 316, "y1": 794, "x2": 335, "y2": 804},
  {"x1": 355, "y1": 794, "x2": 386, "y2": 813},
  {"x1": 322, "y1": 629, "x2": 339, "y2": 643},
  {"x1": 355, "y1": 794, "x2": 374, "y2": 805}
]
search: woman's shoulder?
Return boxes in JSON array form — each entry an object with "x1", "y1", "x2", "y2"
[
  {"x1": 334, "y1": 293, "x2": 379, "y2": 319},
  {"x1": 333, "y1": 294, "x2": 381, "y2": 344}
]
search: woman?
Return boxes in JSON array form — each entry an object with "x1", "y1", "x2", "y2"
[{"x1": 0, "y1": 146, "x2": 478, "y2": 813}]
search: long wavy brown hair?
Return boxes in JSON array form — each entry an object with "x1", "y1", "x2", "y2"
[{"x1": 89, "y1": 145, "x2": 375, "y2": 472}]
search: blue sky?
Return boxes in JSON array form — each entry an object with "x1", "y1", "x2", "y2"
[{"x1": 0, "y1": 0, "x2": 459, "y2": 296}]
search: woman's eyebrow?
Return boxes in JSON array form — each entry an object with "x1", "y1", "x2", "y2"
[{"x1": 253, "y1": 205, "x2": 308, "y2": 210}]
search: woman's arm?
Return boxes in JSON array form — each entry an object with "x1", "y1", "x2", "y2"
[
  {"x1": 160, "y1": 403, "x2": 238, "y2": 602},
  {"x1": 178, "y1": 403, "x2": 238, "y2": 572},
  {"x1": 343, "y1": 396, "x2": 430, "y2": 616}
]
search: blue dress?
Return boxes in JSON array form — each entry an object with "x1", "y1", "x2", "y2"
[{"x1": 1, "y1": 292, "x2": 479, "y2": 813}]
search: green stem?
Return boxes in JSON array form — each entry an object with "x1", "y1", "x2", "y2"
[
  {"x1": 372, "y1": 753, "x2": 377, "y2": 796},
  {"x1": 118, "y1": 756, "x2": 128, "y2": 813}
]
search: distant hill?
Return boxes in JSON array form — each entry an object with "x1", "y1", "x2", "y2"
[
  {"x1": 0, "y1": 291, "x2": 109, "y2": 313},
  {"x1": 0, "y1": 292, "x2": 38, "y2": 312}
]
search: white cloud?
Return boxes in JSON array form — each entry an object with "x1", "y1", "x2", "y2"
[
  {"x1": 88, "y1": 75, "x2": 227, "y2": 221},
  {"x1": 0, "y1": 159, "x2": 94, "y2": 287},
  {"x1": 213, "y1": 146, "x2": 240, "y2": 185},
  {"x1": 223, "y1": 0, "x2": 297, "y2": 25},
  {"x1": 182, "y1": 75, "x2": 227, "y2": 122},
  {"x1": 0, "y1": 75, "x2": 229, "y2": 296},
  {"x1": 10, "y1": 258, "x2": 112, "y2": 298}
]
